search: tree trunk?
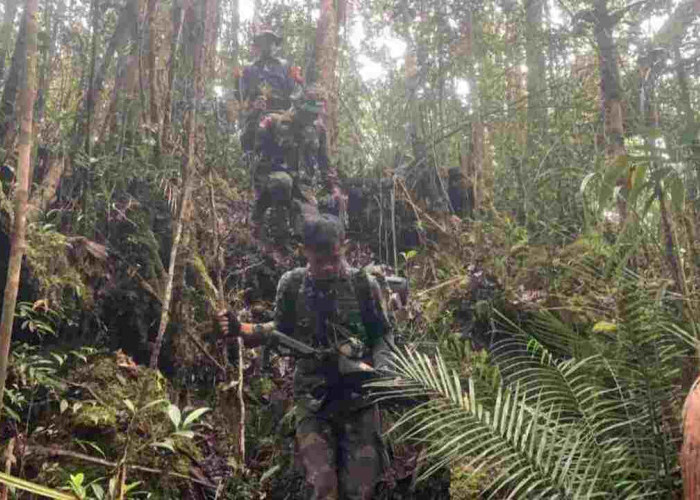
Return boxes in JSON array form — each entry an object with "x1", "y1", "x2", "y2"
[
  {"x1": 593, "y1": 0, "x2": 628, "y2": 221},
  {"x1": 81, "y1": 0, "x2": 138, "y2": 154},
  {"x1": 0, "y1": 0, "x2": 38, "y2": 418},
  {"x1": 525, "y1": 0, "x2": 546, "y2": 136},
  {"x1": 150, "y1": 0, "x2": 205, "y2": 370},
  {"x1": 35, "y1": 0, "x2": 62, "y2": 127},
  {"x1": 0, "y1": 0, "x2": 20, "y2": 82},
  {"x1": 162, "y1": 0, "x2": 184, "y2": 149},
  {"x1": 146, "y1": 0, "x2": 161, "y2": 149},
  {"x1": 315, "y1": 0, "x2": 340, "y2": 157},
  {"x1": 0, "y1": 8, "x2": 28, "y2": 153}
]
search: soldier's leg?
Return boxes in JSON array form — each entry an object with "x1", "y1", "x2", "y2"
[
  {"x1": 292, "y1": 184, "x2": 320, "y2": 237},
  {"x1": 249, "y1": 157, "x2": 271, "y2": 240},
  {"x1": 266, "y1": 172, "x2": 294, "y2": 249},
  {"x1": 337, "y1": 406, "x2": 384, "y2": 500},
  {"x1": 296, "y1": 416, "x2": 339, "y2": 500}
]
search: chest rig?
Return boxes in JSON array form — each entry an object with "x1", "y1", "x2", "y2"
[{"x1": 287, "y1": 268, "x2": 383, "y2": 354}]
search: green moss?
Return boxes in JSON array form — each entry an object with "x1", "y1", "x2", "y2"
[
  {"x1": 70, "y1": 403, "x2": 117, "y2": 431},
  {"x1": 450, "y1": 463, "x2": 490, "y2": 499},
  {"x1": 26, "y1": 353, "x2": 205, "y2": 497}
]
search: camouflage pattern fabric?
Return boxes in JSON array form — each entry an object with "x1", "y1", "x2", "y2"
[
  {"x1": 239, "y1": 56, "x2": 296, "y2": 153},
  {"x1": 296, "y1": 406, "x2": 384, "y2": 500},
  {"x1": 272, "y1": 266, "x2": 392, "y2": 499}
]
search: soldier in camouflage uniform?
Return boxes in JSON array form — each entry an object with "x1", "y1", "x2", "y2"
[
  {"x1": 240, "y1": 28, "x2": 344, "y2": 255},
  {"x1": 216, "y1": 215, "x2": 391, "y2": 499}
]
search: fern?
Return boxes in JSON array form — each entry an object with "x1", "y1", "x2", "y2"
[{"x1": 376, "y1": 271, "x2": 688, "y2": 497}]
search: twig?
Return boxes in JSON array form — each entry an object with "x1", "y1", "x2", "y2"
[
  {"x1": 416, "y1": 276, "x2": 467, "y2": 298},
  {"x1": 23, "y1": 445, "x2": 216, "y2": 489},
  {"x1": 185, "y1": 329, "x2": 227, "y2": 374},
  {"x1": 396, "y1": 178, "x2": 449, "y2": 235},
  {"x1": 0, "y1": 438, "x2": 15, "y2": 500},
  {"x1": 62, "y1": 380, "x2": 112, "y2": 409}
]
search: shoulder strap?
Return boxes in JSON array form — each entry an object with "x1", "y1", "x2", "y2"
[{"x1": 352, "y1": 268, "x2": 385, "y2": 347}]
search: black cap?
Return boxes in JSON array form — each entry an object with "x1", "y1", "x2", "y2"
[{"x1": 303, "y1": 214, "x2": 344, "y2": 252}]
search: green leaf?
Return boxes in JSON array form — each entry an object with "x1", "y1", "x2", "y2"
[
  {"x1": 50, "y1": 353, "x2": 65, "y2": 366},
  {"x1": 172, "y1": 430, "x2": 195, "y2": 439},
  {"x1": 0, "y1": 471, "x2": 78, "y2": 500},
  {"x1": 260, "y1": 464, "x2": 281, "y2": 483},
  {"x1": 167, "y1": 404, "x2": 181, "y2": 429},
  {"x1": 140, "y1": 398, "x2": 168, "y2": 412},
  {"x1": 123, "y1": 399, "x2": 135, "y2": 414},
  {"x1": 592, "y1": 321, "x2": 617, "y2": 333},
  {"x1": 90, "y1": 483, "x2": 105, "y2": 499},
  {"x1": 182, "y1": 407, "x2": 210, "y2": 428},
  {"x1": 152, "y1": 439, "x2": 176, "y2": 453}
]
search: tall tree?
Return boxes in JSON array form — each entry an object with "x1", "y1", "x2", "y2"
[
  {"x1": 525, "y1": 0, "x2": 547, "y2": 134},
  {"x1": 0, "y1": 0, "x2": 38, "y2": 418},
  {"x1": 0, "y1": 8, "x2": 28, "y2": 153},
  {"x1": 591, "y1": 0, "x2": 629, "y2": 219},
  {"x1": 315, "y1": 0, "x2": 341, "y2": 156}
]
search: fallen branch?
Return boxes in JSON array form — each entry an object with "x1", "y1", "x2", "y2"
[{"x1": 23, "y1": 445, "x2": 216, "y2": 489}]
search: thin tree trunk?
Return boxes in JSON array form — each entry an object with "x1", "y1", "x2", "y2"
[
  {"x1": 81, "y1": 0, "x2": 138, "y2": 154},
  {"x1": 525, "y1": 0, "x2": 546, "y2": 136},
  {"x1": 315, "y1": 0, "x2": 340, "y2": 156},
  {"x1": 0, "y1": 0, "x2": 20, "y2": 82},
  {"x1": 162, "y1": 0, "x2": 184, "y2": 149},
  {"x1": 593, "y1": 0, "x2": 628, "y2": 221},
  {"x1": 150, "y1": 0, "x2": 204, "y2": 370},
  {"x1": 0, "y1": 0, "x2": 38, "y2": 418},
  {"x1": 146, "y1": 0, "x2": 160, "y2": 149},
  {"x1": 0, "y1": 9, "x2": 28, "y2": 152}
]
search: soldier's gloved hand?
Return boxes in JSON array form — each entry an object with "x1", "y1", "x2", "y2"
[{"x1": 215, "y1": 310, "x2": 241, "y2": 337}]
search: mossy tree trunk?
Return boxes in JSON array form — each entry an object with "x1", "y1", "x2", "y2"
[{"x1": 0, "y1": 0, "x2": 38, "y2": 418}]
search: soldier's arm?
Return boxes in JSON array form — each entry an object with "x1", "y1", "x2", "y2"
[{"x1": 218, "y1": 270, "x2": 298, "y2": 348}]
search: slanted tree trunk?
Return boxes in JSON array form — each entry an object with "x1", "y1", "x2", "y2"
[
  {"x1": 315, "y1": 0, "x2": 341, "y2": 156},
  {"x1": 0, "y1": 0, "x2": 38, "y2": 418},
  {"x1": 150, "y1": 0, "x2": 205, "y2": 370}
]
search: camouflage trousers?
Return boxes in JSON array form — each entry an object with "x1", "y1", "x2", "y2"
[
  {"x1": 296, "y1": 406, "x2": 384, "y2": 500},
  {"x1": 250, "y1": 168, "x2": 319, "y2": 246}
]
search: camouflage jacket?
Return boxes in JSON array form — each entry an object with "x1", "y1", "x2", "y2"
[
  {"x1": 273, "y1": 265, "x2": 393, "y2": 416},
  {"x1": 240, "y1": 56, "x2": 296, "y2": 152}
]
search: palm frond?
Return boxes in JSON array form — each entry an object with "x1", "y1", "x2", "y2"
[{"x1": 373, "y1": 348, "x2": 609, "y2": 497}]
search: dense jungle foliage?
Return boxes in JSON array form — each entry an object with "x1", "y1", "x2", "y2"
[{"x1": 0, "y1": 0, "x2": 698, "y2": 498}]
